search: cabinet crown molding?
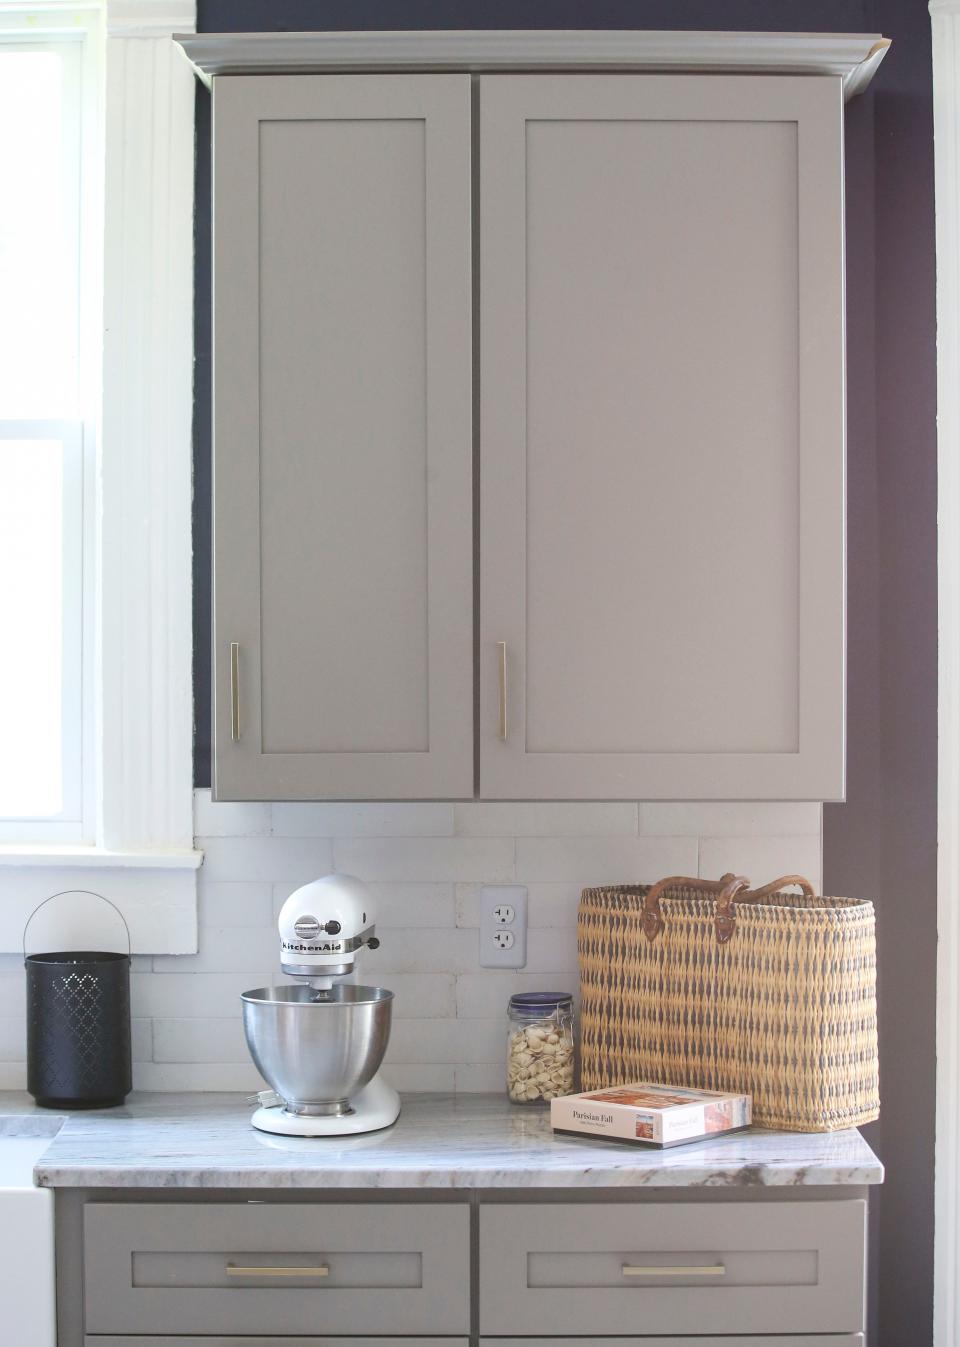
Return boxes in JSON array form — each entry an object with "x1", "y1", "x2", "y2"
[{"x1": 174, "y1": 29, "x2": 889, "y2": 98}]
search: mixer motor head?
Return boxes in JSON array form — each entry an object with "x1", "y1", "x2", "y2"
[{"x1": 278, "y1": 874, "x2": 379, "y2": 982}]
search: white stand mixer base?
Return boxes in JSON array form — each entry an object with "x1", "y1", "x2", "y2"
[{"x1": 251, "y1": 1076, "x2": 401, "y2": 1137}]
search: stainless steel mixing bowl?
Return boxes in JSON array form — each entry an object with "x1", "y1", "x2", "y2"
[{"x1": 241, "y1": 985, "x2": 393, "y2": 1116}]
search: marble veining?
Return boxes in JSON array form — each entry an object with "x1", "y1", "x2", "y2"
[
  {"x1": 0, "y1": 1091, "x2": 884, "y2": 1190},
  {"x1": 0, "y1": 1111, "x2": 64, "y2": 1140}
]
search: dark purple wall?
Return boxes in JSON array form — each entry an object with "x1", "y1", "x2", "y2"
[
  {"x1": 192, "y1": 6, "x2": 938, "y2": 1342},
  {"x1": 824, "y1": 4, "x2": 938, "y2": 1346}
]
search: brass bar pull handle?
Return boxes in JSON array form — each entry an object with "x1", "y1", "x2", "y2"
[
  {"x1": 230, "y1": 642, "x2": 241, "y2": 742},
  {"x1": 226, "y1": 1264, "x2": 330, "y2": 1278},
  {"x1": 498, "y1": 641, "x2": 508, "y2": 741},
  {"x1": 621, "y1": 1264, "x2": 726, "y2": 1278}
]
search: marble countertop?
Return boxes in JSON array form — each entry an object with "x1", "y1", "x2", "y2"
[{"x1": 0, "y1": 1091, "x2": 883, "y2": 1190}]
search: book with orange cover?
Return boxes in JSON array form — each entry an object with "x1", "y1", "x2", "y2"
[{"x1": 550, "y1": 1082, "x2": 751, "y2": 1147}]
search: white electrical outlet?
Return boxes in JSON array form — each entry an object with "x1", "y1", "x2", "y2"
[{"x1": 479, "y1": 885, "x2": 528, "y2": 968}]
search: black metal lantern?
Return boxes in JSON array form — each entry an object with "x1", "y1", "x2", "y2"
[{"x1": 24, "y1": 891, "x2": 132, "y2": 1109}]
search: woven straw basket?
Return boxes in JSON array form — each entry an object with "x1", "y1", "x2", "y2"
[{"x1": 578, "y1": 874, "x2": 879, "y2": 1132}]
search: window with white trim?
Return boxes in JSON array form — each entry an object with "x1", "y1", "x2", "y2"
[{"x1": 0, "y1": 6, "x2": 100, "y2": 842}]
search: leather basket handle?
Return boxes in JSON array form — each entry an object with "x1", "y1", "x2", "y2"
[
  {"x1": 714, "y1": 873, "x2": 816, "y2": 944},
  {"x1": 746, "y1": 873, "x2": 815, "y2": 901},
  {"x1": 641, "y1": 874, "x2": 751, "y2": 944},
  {"x1": 720, "y1": 873, "x2": 816, "y2": 901}
]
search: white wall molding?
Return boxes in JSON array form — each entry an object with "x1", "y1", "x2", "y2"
[
  {"x1": 99, "y1": 0, "x2": 197, "y2": 864},
  {"x1": 933, "y1": 4, "x2": 960, "y2": 1343},
  {"x1": 108, "y1": 0, "x2": 195, "y2": 37},
  {"x1": 5, "y1": 865, "x2": 197, "y2": 954},
  {"x1": 174, "y1": 29, "x2": 889, "y2": 99}
]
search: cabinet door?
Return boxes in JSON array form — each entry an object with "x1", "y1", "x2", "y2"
[
  {"x1": 480, "y1": 75, "x2": 844, "y2": 800},
  {"x1": 214, "y1": 75, "x2": 473, "y2": 799}
]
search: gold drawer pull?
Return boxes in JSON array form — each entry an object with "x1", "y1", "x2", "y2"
[
  {"x1": 621, "y1": 1263, "x2": 726, "y2": 1277},
  {"x1": 226, "y1": 1264, "x2": 330, "y2": 1278}
]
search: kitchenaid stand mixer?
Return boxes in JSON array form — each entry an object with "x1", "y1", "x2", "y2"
[{"x1": 242, "y1": 875, "x2": 400, "y2": 1137}]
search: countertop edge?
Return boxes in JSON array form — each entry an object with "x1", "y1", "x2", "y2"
[{"x1": 34, "y1": 1163, "x2": 885, "y2": 1189}]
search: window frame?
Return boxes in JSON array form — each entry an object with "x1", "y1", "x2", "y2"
[
  {"x1": 0, "y1": 0, "x2": 201, "y2": 955},
  {"x1": 0, "y1": 12, "x2": 99, "y2": 843},
  {"x1": 0, "y1": 419, "x2": 86, "y2": 841}
]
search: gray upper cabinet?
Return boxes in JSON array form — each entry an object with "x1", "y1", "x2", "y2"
[
  {"x1": 204, "y1": 49, "x2": 854, "y2": 802},
  {"x1": 479, "y1": 75, "x2": 845, "y2": 801},
  {"x1": 213, "y1": 74, "x2": 474, "y2": 800}
]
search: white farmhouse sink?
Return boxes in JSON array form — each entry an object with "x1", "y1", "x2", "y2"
[{"x1": 0, "y1": 1126, "x2": 58, "y2": 1347}]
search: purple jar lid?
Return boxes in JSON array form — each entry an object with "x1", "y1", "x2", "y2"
[{"x1": 508, "y1": 991, "x2": 572, "y2": 1013}]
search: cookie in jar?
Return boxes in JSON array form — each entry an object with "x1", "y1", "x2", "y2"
[{"x1": 506, "y1": 992, "x2": 575, "y2": 1104}]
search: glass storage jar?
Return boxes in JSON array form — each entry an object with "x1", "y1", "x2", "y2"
[{"x1": 506, "y1": 991, "x2": 575, "y2": 1104}]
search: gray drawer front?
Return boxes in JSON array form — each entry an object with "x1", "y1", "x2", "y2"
[
  {"x1": 483, "y1": 1338, "x2": 864, "y2": 1347},
  {"x1": 84, "y1": 1203, "x2": 470, "y2": 1336},
  {"x1": 88, "y1": 1341, "x2": 470, "y2": 1347},
  {"x1": 479, "y1": 1201, "x2": 866, "y2": 1337}
]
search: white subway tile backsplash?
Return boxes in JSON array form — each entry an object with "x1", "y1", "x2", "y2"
[
  {"x1": 522, "y1": 928, "x2": 580, "y2": 973},
  {"x1": 0, "y1": 1018, "x2": 25, "y2": 1062},
  {"x1": 454, "y1": 803, "x2": 639, "y2": 837},
  {"x1": 526, "y1": 883, "x2": 588, "y2": 928},
  {"x1": 456, "y1": 972, "x2": 579, "y2": 1020},
  {"x1": 366, "y1": 973, "x2": 456, "y2": 1018},
  {"x1": 154, "y1": 1017, "x2": 248, "y2": 1063},
  {"x1": 131, "y1": 972, "x2": 263, "y2": 1019},
  {"x1": 134, "y1": 1062, "x2": 266, "y2": 1092},
  {"x1": 516, "y1": 835, "x2": 698, "y2": 882},
  {"x1": 0, "y1": 974, "x2": 25, "y2": 1017},
  {"x1": 367, "y1": 883, "x2": 456, "y2": 928},
  {"x1": 132, "y1": 1018, "x2": 153, "y2": 1062},
  {"x1": 194, "y1": 790, "x2": 272, "y2": 837},
  {"x1": 641, "y1": 802, "x2": 822, "y2": 837},
  {"x1": 386, "y1": 1018, "x2": 504, "y2": 1064},
  {"x1": 0, "y1": 791, "x2": 822, "y2": 1091},
  {"x1": 698, "y1": 834, "x2": 823, "y2": 892},
  {"x1": 271, "y1": 882, "x2": 299, "y2": 917},
  {"x1": 273, "y1": 803, "x2": 455, "y2": 837},
  {"x1": 383, "y1": 1064, "x2": 456, "y2": 1092},
  {"x1": 364, "y1": 928, "x2": 479, "y2": 976},
  {"x1": 199, "y1": 882, "x2": 274, "y2": 929},
  {"x1": 153, "y1": 926, "x2": 277, "y2": 975},
  {"x1": 455, "y1": 1063, "x2": 505, "y2": 1092},
  {"x1": 333, "y1": 836, "x2": 515, "y2": 882},
  {"x1": 201, "y1": 836, "x2": 333, "y2": 882},
  {"x1": 454, "y1": 884, "x2": 480, "y2": 928}
]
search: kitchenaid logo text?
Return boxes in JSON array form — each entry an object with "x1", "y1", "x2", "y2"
[
  {"x1": 572, "y1": 1108, "x2": 615, "y2": 1125},
  {"x1": 282, "y1": 940, "x2": 344, "y2": 953}
]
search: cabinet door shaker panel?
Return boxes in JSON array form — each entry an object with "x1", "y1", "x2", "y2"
[
  {"x1": 479, "y1": 74, "x2": 845, "y2": 800},
  {"x1": 213, "y1": 75, "x2": 473, "y2": 799}
]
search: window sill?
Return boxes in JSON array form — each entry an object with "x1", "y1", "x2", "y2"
[{"x1": 0, "y1": 845, "x2": 203, "y2": 869}]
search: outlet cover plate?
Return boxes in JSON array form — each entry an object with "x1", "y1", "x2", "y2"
[{"x1": 479, "y1": 885, "x2": 528, "y2": 968}]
